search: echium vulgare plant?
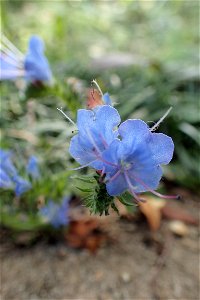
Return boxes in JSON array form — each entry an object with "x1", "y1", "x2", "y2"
[{"x1": 59, "y1": 80, "x2": 178, "y2": 215}]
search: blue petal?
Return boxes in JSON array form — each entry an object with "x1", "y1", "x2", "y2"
[
  {"x1": 106, "y1": 173, "x2": 127, "y2": 196},
  {"x1": 26, "y1": 156, "x2": 40, "y2": 179},
  {"x1": 103, "y1": 93, "x2": 112, "y2": 105},
  {"x1": 149, "y1": 133, "x2": 174, "y2": 165},
  {"x1": 0, "y1": 169, "x2": 13, "y2": 189},
  {"x1": 24, "y1": 35, "x2": 52, "y2": 82},
  {"x1": 101, "y1": 139, "x2": 122, "y2": 173},
  {"x1": 69, "y1": 135, "x2": 104, "y2": 170},
  {"x1": 70, "y1": 105, "x2": 121, "y2": 169},
  {"x1": 77, "y1": 105, "x2": 120, "y2": 151},
  {"x1": 0, "y1": 149, "x2": 18, "y2": 176},
  {"x1": 39, "y1": 198, "x2": 69, "y2": 228},
  {"x1": 127, "y1": 165, "x2": 163, "y2": 193},
  {"x1": 13, "y1": 176, "x2": 32, "y2": 197},
  {"x1": 118, "y1": 119, "x2": 149, "y2": 153}
]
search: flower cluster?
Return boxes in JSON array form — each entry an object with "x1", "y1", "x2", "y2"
[
  {"x1": 39, "y1": 197, "x2": 69, "y2": 228},
  {"x1": 69, "y1": 100, "x2": 175, "y2": 203},
  {"x1": 0, "y1": 35, "x2": 52, "y2": 83},
  {"x1": 0, "y1": 149, "x2": 39, "y2": 197}
]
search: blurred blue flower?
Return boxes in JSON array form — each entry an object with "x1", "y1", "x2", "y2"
[
  {"x1": 69, "y1": 105, "x2": 121, "y2": 170},
  {"x1": 0, "y1": 149, "x2": 17, "y2": 176},
  {"x1": 26, "y1": 155, "x2": 40, "y2": 179},
  {"x1": 0, "y1": 148, "x2": 33, "y2": 196},
  {"x1": 24, "y1": 35, "x2": 52, "y2": 82},
  {"x1": 39, "y1": 197, "x2": 69, "y2": 228},
  {"x1": 0, "y1": 169, "x2": 13, "y2": 189},
  {"x1": 0, "y1": 34, "x2": 52, "y2": 83},
  {"x1": 103, "y1": 93, "x2": 112, "y2": 105},
  {"x1": 13, "y1": 175, "x2": 32, "y2": 197}
]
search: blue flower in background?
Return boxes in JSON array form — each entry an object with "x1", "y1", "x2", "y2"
[
  {"x1": 24, "y1": 35, "x2": 52, "y2": 82},
  {"x1": 103, "y1": 93, "x2": 112, "y2": 105},
  {"x1": 0, "y1": 169, "x2": 14, "y2": 189},
  {"x1": 13, "y1": 175, "x2": 32, "y2": 197},
  {"x1": 39, "y1": 197, "x2": 69, "y2": 228},
  {"x1": 26, "y1": 155, "x2": 40, "y2": 179},
  {"x1": 69, "y1": 105, "x2": 120, "y2": 170},
  {"x1": 0, "y1": 148, "x2": 34, "y2": 197},
  {"x1": 0, "y1": 149, "x2": 17, "y2": 176},
  {"x1": 0, "y1": 34, "x2": 52, "y2": 83}
]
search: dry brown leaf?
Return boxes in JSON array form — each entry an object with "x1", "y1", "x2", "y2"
[
  {"x1": 139, "y1": 196, "x2": 166, "y2": 231},
  {"x1": 65, "y1": 219, "x2": 107, "y2": 253}
]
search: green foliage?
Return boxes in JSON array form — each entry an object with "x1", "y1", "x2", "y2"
[{"x1": 74, "y1": 173, "x2": 119, "y2": 216}]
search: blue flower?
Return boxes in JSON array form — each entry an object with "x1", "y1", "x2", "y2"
[
  {"x1": 24, "y1": 35, "x2": 52, "y2": 82},
  {"x1": 13, "y1": 175, "x2": 32, "y2": 197},
  {"x1": 103, "y1": 93, "x2": 112, "y2": 105},
  {"x1": 26, "y1": 155, "x2": 40, "y2": 179},
  {"x1": 0, "y1": 149, "x2": 17, "y2": 176},
  {"x1": 39, "y1": 197, "x2": 69, "y2": 228},
  {"x1": 102, "y1": 119, "x2": 174, "y2": 201},
  {"x1": 69, "y1": 105, "x2": 121, "y2": 170},
  {"x1": 68, "y1": 105, "x2": 175, "y2": 202},
  {"x1": 0, "y1": 169, "x2": 13, "y2": 189},
  {"x1": 0, "y1": 35, "x2": 52, "y2": 83}
]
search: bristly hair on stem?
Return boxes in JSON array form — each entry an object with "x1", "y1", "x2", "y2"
[
  {"x1": 150, "y1": 107, "x2": 173, "y2": 132},
  {"x1": 57, "y1": 107, "x2": 76, "y2": 126}
]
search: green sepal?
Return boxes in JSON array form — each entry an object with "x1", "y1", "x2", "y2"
[{"x1": 118, "y1": 192, "x2": 135, "y2": 206}]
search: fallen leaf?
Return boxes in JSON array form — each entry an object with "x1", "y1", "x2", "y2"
[
  {"x1": 139, "y1": 196, "x2": 166, "y2": 231},
  {"x1": 65, "y1": 218, "x2": 107, "y2": 253}
]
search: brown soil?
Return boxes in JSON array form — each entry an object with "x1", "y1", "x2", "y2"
[{"x1": 1, "y1": 197, "x2": 199, "y2": 300}]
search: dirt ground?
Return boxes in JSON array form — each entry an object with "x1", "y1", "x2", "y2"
[{"x1": 1, "y1": 195, "x2": 199, "y2": 300}]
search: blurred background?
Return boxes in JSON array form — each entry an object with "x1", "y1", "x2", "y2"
[{"x1": 1, "y1": 1, "x2": 199, "y2": 300}]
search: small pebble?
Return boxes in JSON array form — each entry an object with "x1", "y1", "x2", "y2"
[
  {"x1": 120, "y1": 272, "x2": 131, "y2": 283},
  {"x1": 168, "y1": 220, "x2": 189, "y2": 237}
]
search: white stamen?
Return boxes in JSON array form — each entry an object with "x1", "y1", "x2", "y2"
[
  {"x1": 91, "y1": 79, "x2": 103, "y2": 97},
  {"x1": 69, "y1": 159, "x2": 98, "y2": 171},
  {"x1": 0, "y1": 50, "x2": 24, "y2": 68},
  {"x1": 1, "y1": 34, "x2": 25, "y2": 60},
  {"x1": 150, "y1": 107, "x2": 173, "y2": 132},
  {"x1": 57, "y1": 107, "x2": 76, "y2": 126}
]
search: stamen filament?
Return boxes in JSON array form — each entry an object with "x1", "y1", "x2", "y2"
[
  {"x1": 57, "y1": 107, "x2": 76, "y2": 126},
  {"x1": 69, "y1": 159, "x2": 98, "y2": 171},
  {"x1": 1, "y1": 35, "x2": 25, "y2": 59},
  {"x1": 150, "y1": 107, "x2": 172, "y2": 132},
  {"x1": 91, "y1": 79, "x2": 103, "y2": 97},
  {"x1": 131, "y1": 173, "x2": 179, "y2": 200},
  {"x1": 0, "y1": 49, "x2": 24, "y2": 67},
  {"x1": 124, "y1": 171, "x2": 146, "y2": 203},
  {"x1": 107, "y1": 170, "x2": 121, "y2": 183}
]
